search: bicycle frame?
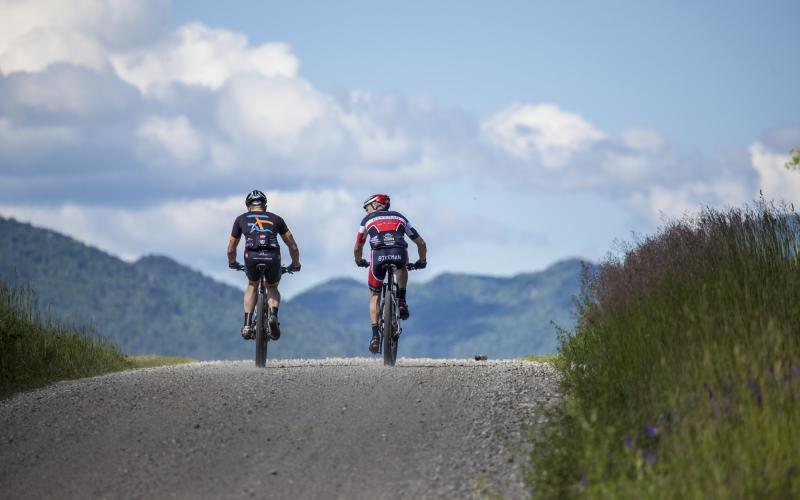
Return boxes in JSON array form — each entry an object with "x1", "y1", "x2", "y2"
[
  {"x1": 237, "y1": 263, "x2": 292, "y2": 367},
  {"x1": 377, "y1": 262, "x2": 418, "y2": 366}
]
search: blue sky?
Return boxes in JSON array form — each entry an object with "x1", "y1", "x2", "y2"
[
  {"x1": 1, "y1": 0, "x2": 798, "y2": 296},
  {"x1": 174, "y1": 0, "x2": 800, "y2": 148}
]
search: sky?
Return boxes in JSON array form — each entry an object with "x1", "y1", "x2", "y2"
[{"x1": 1, "y1": 0, "x2": 799, "y2": 297}]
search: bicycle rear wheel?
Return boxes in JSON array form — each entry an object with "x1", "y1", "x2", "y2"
[
  {"x1": 382, "y1": 290, "x2": 397, "y2": 366},
  {"x1": 255, "y1": 293, "x2": 268, "y2": 367}
]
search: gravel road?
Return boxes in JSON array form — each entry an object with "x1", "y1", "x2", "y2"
[{"x1": 0, "y1": 358, "x2": 559, "y2": 499}]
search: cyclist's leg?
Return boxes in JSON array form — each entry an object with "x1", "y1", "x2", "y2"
[
  {"x1": 394, "y1": 249, "x2": 410, "y2": 319},
  {"x1": 265, "y1": 256, "x2": 281, "y2": 309},
  {"x1": 266, "y1": 284, "x2": 280, "y2": 310},
  {"x1": 261, "y1": 251, "x2": 282, "y2": 339},
  {"x1": 244, "y1": 281, "x2": 258, "y2": 316},
  {"x1": 369, "y1": 291, "x2": 380, "y2": 324},
  {"x1": 243, "y1": 255, "x2": 261, "y2": 316},
  {"x1": 368, "y1": 249, "x2": 386, "y2": 353},
  {"x1": 368, "y1": 249, "x2": 387, "y2": 319},
  {"x1": 242, "y1": 256, "x2": 260, "y2": 338},
  {"x1": 395, "y1": 247, "x2": 409, "y2": 287}
]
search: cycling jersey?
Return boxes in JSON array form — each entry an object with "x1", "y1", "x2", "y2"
[
  {"x1": 356, "y1": 210, "x2": 420, "y2": 250},
  {"x1": 231, "y1": 211, "x2": 290, "y2": 283},
  {"x1": 230, "y1": 211, "x2": 290, "y2": 249}
]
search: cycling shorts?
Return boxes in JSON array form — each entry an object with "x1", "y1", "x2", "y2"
[
  {"x1": 369, "y1": 247, "x2": 408, "y2": 292},
  {"x1": 244, "y1": 249, "x2": 281, "y2": 284}
]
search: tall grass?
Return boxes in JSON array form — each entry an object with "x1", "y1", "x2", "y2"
[
  {"x1": 0, "y1": 280, "x2": 131, "y2": 399},
  {"x1": 529, "y1": 201, "x2": 800, "y2": 498}
]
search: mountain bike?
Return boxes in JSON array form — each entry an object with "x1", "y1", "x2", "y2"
[
  {"x1": 235, "y1": 263, "x2": 293, "y2": 367},
  {"x1": 377, "y1": 262, "x2": 420, "y2": 366}
]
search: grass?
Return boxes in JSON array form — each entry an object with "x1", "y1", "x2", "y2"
[
  {"x1": 0, "y1": 282, "x2": 200, "y2": 399},
  {"x1": 127, "y1": 355, "x2": 196, "y2": 368},
  {"x1": 528, "y1": 200, "x2": 800, "y2": 498},
  {"x1": 0, "y1": 280, "x2": 132, "y2": 399}
]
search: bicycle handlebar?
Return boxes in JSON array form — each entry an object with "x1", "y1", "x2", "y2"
[{"x1": 231, "y1": 263, "x2": 296, "y2": 275}]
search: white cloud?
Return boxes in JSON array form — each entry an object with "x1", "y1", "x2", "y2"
[
  {"x1": 1, "y1": 0, "x2": 797, "y2": 291},
  {"x1": 218, "y1": 73, "x2": 334, "y2": 158},
  {"x1": 0, "y1": 0, "x2": 167, "y2": 75},
  {"x1": 111, "y1": 22, "x2": 298, "y2": 94},
  {"x1": 0, "y1": 118, "x2": 76, "y2": 154},
  {"x1": 749, "y1": 142, "x2": 800, "y2": 205},
  {"x1": 620, "y1": 128, "x2": 668, "y2": 152},
  {"x1": 481, "y1": 103, "x2": 606, "y2": 168},
  {"x1": 137, "y1": 115, "x2": 204, "y2": 165},
  {"x1": 0, "y1": 189, "x2": 362, "y2": 293},
  {"x1": 626, "y1": 180, "x2": 751, "y2": 223},
  {"x1": 0, "y1": 25, "x2": 108, "y2": 75}
]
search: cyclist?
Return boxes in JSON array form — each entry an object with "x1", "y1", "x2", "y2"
[
  {"x1": 354, "y1": 193, "x2": 427, "y2": 354},
  {"x1": 227, "y1": 190, "x2": 301, "y2": 340}
]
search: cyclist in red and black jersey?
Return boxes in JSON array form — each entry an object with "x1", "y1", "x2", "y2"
[
  {"x1": 354, "y1": 193, "x2": 427, "y2": 354},
  {"x1": 227, "y1": 190, "x2": 301, "y2": 340}
]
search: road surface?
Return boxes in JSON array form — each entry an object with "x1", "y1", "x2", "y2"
[{"x1": 0, "y1": 358, "x2": 559, "y2": 499}]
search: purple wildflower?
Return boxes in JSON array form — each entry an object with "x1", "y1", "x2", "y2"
[
  {"x1": 709, "y1": 391, "x2": 720, "y2": 417},
  {"x1": 643, "y1": 451, "x2": 657, "y2": 465},
  {"x1": 644, "y1": 424, "x2": 659, "y2": 439},
  {"x1": 747, "y1": 379, "x2": 764, "y2": 406},
  {"x1": 624, "y1": 436, "x2": 633, "y2": 449}
]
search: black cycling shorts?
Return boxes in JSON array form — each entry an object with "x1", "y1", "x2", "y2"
[
  {"x1": 244, "y1": 249, "x2": 281, "y2": 284},
  {"x1": 369, "y1": 247, "x2": 408, "y2": 292}
]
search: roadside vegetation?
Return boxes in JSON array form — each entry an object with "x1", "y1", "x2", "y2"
[
  {"x1": 0, "y1": 280, "x2": 131, "y2": 399},
  {"x1": 528, "y1": 200, "x2": 800, "y2": 498}
]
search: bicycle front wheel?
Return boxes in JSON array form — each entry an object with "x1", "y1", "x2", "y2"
[{"x1": 255, "y1": 294, "x2": 268, "y2": 367}]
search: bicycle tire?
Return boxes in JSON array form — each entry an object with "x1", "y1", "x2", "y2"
[
  {"x1": 382, "y1": 272, "x2": 396, "y2": 366},
  {"x1": 255, "y1": 292, "x2": 267, "y2": 367}
]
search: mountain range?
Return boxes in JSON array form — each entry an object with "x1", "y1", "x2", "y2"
[{"x1": 0, "y1": 216, "x2": 586, "y2": 359}]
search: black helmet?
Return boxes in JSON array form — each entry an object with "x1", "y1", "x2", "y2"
[{"x1": 245, "y1": 190, "x2": 267, "y2": 207}]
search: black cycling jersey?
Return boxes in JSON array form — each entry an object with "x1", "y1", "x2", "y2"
[
  {"x1": 231, "y1": 210, "x2": 291, "y2": 284},
  {"x1": 231, "y1": 210, "x2": 290, "y2": 250},
  {"x1": 356, "y1": 210, "x2": 420, "y2": 249}
]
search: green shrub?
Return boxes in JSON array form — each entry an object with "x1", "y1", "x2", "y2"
[
  {"x1": 529, "y1": 201, "x2": 800, "y2": 498},
  {"x1": 0, "y1": 280, "x2": 131, "y2": 399}
]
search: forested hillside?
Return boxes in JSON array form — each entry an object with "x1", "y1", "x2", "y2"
[{"x1": 1, "y1": 216, "x2": 584, "y2": 359}]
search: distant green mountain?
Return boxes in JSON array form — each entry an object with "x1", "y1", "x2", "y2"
[
  {"x1": 0, "y1": 216, "x2": 347, "y2": 359},
  {"x1": 0, "y1": 216, "x2": 586, "y2": 359},
  {"x1": 292, "y1": 258, "x2": 585, "y2": 358}
]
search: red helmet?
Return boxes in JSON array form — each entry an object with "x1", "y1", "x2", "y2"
[{"x1": 363, "y1": 193, "x2": 390, "y2": 210}]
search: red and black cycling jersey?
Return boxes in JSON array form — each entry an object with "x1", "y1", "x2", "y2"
[
  {"x1": 230, "y1": 211, "x2": 290, "y2": 251},
  {"x1": 356, "y1": 210, "x2": 420, "y2": 249}
]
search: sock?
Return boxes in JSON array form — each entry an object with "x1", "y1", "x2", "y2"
[
  {"x1": 371, "y1": 324, "x2": 379, "y2": 337},
  {"x1": 397, "y1": 288, "x2": 407, "y2": 301},
  {"x1": 243, "y1": 312, "x2": 250, "y2": 326}
]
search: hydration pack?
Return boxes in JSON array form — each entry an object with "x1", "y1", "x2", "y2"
[{"x1": 245, "y1": 233, "x2": 279, "y2": 251}]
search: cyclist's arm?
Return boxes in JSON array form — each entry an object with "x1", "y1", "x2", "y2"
[
  {"x1": 354, "y1": 239, "x2": 366, "y2": 261},
  {"x1": 404, "y1": 219, "x2": 426, "y2": 262},
  {"x1": 354, "y1": 226, "x2": 367, "y2": 261},
  {"x1": 227, "y1": 236, "x2": 239, "y2": 266},
  {"x1": 280, "y1": 231, "x2": 300, "y2": 266},
  {"x1": 411, "y1": 235, "x2": 427, "y2": 262}
]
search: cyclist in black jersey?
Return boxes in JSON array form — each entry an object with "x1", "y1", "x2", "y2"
[
  {"x1": 354, "y1": 193, "x2": 427, "y2": 354},
  {"x1": 227, "y1": 190, "x2": 301, "y2": 340}
]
